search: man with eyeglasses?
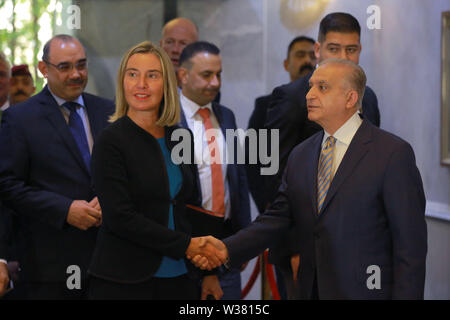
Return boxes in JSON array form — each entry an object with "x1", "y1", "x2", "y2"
[{"x1": 0, "y1": 34, "x2": 114, "y2": 299}]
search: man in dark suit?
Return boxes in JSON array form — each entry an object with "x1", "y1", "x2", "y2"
[
  {"x1": 177, "y1": 41, "x2": 251, "y2": 299},
  {"x1": 192, "y1": 59, "x2": 427, "y2": 299},
  {"x1": 247, "y1": 35, "x2": 317, "y2": 214},
  {"x1": 246, "y1": 36, "x2": 317, "y2": 299},
  {"x1": 265, "y1": 13, "x2": 382, "y2": 298},
  {"x1": 0, "y1": 34, "x2": 114, "y2": 299}
]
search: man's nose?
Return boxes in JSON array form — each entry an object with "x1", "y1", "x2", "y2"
[
  {"x1": 340, "y1": 50, "x2": 349, "y2": 60},
  {"x1": 69, "y1": 67, "x2": 81, "y2": 78},
  {"x1": 210, "y1": 74, "x2": 220, "y2": 87}
]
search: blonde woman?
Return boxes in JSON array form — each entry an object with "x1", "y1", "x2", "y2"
[{"x1": 87, "y1": 41, "x2": 222, "y2": 299}]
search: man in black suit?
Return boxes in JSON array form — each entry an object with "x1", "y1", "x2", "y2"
[
  {"x1": 193, "y1": 59, "x2": 427, "y2": 300},
  {"x1": 265, "y1": 13, "x2": 381, "y2": 298},
  {"x1": 0, "y1": 34, "x2": 114, "y2": 299},
  {"x1": 247, "y1": 35, "x2": 316, "y2": 214},
  {"x1": 246, "y1": 36, "x2": 317, "y2": 299}
]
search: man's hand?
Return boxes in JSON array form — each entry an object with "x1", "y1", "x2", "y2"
[
  {"x1": 201, "y1": 275, "x2": 223, "y2": 300},
  {"x1": 290, "y1": 254, "x2": 300, "y2": 282},
  {"x1": 186, "y1": 236, "x2": 229, "y2": 270},
  {"x1": 66, "y1": 199, "x2": 102, "y2": 230},
  {"x1": 88, "y1": 197, "x2": 102, "y2": 227},
  {"x1": 0, "y1": 262, "x2": 10, "y2": 298}
]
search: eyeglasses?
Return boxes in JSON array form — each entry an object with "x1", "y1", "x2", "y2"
[{"x1": 44, "y1": 59, "x2": 88, "y2": 73}]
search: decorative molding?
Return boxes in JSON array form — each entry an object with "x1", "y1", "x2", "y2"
[{"x1": 426, "y1": 201, "x2": 450, "y2": 222}]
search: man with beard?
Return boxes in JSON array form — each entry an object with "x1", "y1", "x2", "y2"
[
  {"x1": 9, "y1": 65, "x2": 36, "y2": 106},
  {"x1": 0, "y1": 34, "x2": 114, "y2": 299},
  {"x1": 245, "y1": 36, "x2": 317, "y2": 299},
  {"x1": 178, "y1": 42, "x2": 251, "y2": 299}
]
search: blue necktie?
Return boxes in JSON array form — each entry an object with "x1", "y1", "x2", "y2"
[
  {"x1": 317, "y1": 136, "x2": 336, "y2": 213},
  {"x1": 64, "y1": 102, "x2": 91, "y2": 172}
]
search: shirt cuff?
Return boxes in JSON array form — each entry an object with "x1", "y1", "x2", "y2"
[{"x1": 0, "y1": 259, "x2": 7, "y2": 265}]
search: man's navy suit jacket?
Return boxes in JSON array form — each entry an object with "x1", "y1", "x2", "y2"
[
  {"x1": 224, "y1": 119, "x2": 427, "y2": 299},
  {"x1": 179, "y1": 102, "x2": 251, "y2": 235},
  {"x1": 0, "y1": 85, "x2": 114, "y2": 282}
]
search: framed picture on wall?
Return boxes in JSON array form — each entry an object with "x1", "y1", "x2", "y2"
[{"x1": 441, "y1": 11, "x2": 450, "y2": 166}]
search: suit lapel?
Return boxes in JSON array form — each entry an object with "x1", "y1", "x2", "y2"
[
  {"x1": 41, "y1": 86, "x2": 90, "y2": 176},
  {"x1": 178, "y1": 104, "x2": 202, "y2": 204},
  {"x1": 83, "y1": 93, "x2": 103, "y2": 139},
  {"x1": 318, "y1": 120, "x2": 372, "y2": 218},
  {"x1": 212, "y1": 103, "x2": 226, "y2": 135}
]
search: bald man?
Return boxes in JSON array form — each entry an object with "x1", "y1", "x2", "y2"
[
  {"x1": 194, "y1": 59, "x2": 427, "y2": 300},
  {"x1": 160, "y1": 17, "x2": 198, "y2": 70},
  {"x1": 0, "y1": 34, "x2": 114, "y2": 299}
]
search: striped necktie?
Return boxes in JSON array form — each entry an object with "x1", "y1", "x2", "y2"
[
  {"x1": 197, "y1": 107, "x2": 225, "y2": 217},
  {"x1": 317, "y1": 136, "x2": 336, "y2": 213}
]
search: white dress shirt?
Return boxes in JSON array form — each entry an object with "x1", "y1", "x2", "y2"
[
  {"x1": 180, "y1": 92, "x2": 231, "y2": 219},
  {"x1": 0, "y1": 99, "x2": 9, "y2": 112},
  {"x1": 321, "y1": 111, "x2": 363, "y2": 179}
]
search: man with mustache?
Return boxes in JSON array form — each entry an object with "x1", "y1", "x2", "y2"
[
  {"x1": 0, "y1": 34, "x2": 114, "y2": 299},
  {"x1": 9, "y1": 65, "x2": 36, "y2": 106},
  {"x1": 247, "y1": 35, "x2": 317, "y2": 215},
  {"x1": 177, "y1": 42, "x2": 251, "y2": 299}
]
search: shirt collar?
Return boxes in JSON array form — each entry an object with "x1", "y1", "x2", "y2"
[
  {"x1": 323, "y1": 111, "x2": 363, "y2": 147},
  {"x1": 48, "y1": 86, "x2": 85, "y2": 108},
  {"x1": 0, "y1": 100, "x2": 10, "y2": 111},
  {"x1": 179, "y1": 91, "x2": 212, "y2": 119}
]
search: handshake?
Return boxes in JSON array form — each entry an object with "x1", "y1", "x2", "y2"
[{"x1": 186, "y1": 236, "x2": 229, "y2": 270}]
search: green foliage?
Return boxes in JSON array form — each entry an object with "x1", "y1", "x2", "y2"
[{"x1": 0, "y1": 0, "x2": 54, "y2": 93}]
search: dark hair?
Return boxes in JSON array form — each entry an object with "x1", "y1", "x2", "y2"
[
  {"x1": 179, "y1": 41, "x2": 220, "y2": 69},
  {"x1": 318, "y1": 12, "x2": 361, "y2": 43},
  {"x1": 42, "y1": 34, "x2": 80, "y2": 62},
  {"x1": 287, "y1": 36, "x2": 315, "y2": 58}
]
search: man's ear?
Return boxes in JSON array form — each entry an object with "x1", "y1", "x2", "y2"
[
  {"x1": 283, "y1": 59, "x2": 289, "y2": 72},
  {"x1": 314, "y1": 42, "x2": 321, "y2": 60},
  {"x1": 346, "y1": 89, "x2": 359, "y2": 110},
  {"x1": 177, "y1": 67, "x2": 188, "y2": 84},
  {"x1": 38, "y1": 61, "x2": 48, "y2": 78}
]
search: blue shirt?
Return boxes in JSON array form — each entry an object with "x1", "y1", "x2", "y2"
[{"x1": 154, "y1": 137, "x2": 187, "y2": 278}]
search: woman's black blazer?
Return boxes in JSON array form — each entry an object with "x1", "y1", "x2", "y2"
[{"x1": 88, "y1": 116, "x2": 199, "y2": 283}]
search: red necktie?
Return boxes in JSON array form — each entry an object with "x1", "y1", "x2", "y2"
[{"x1": 197, "y1": 108, "x2": 225, "y2": 217}]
